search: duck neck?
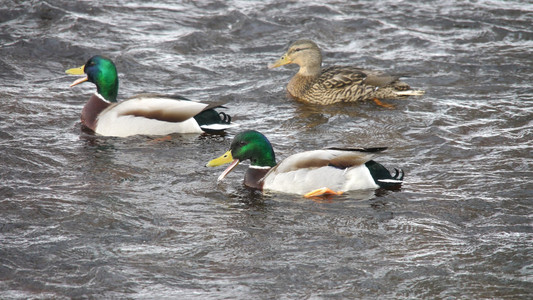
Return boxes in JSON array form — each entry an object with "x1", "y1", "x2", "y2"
[
  {"x1": 297, "y1": 63, "x2": 321, "y2": 77},
  {"x1": 244, "y1": 166, "x2": 271, "y2": 190},
  {"x1": 287, "y1": 58, "x2": 322, "y2": 99},
  {"x1": 288, "y1": 74, "x2": 316, "y2": 99},
  {"x1": 96, "y1": 77, "x2": 119, "y2": 103},
  {"x1": 81, "y1": 94, "x2": 112, "y2": 132}
]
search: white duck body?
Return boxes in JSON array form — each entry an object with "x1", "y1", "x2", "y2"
[
  {"x1": 84, "y1": 94, "x2": 233, "y2": 137},
  {"x1": 94, "y1": 95, "x2": 204, "y2": 137},
  {"x1": 261, "y1": 149, "x2": 379, "y2": 195}
]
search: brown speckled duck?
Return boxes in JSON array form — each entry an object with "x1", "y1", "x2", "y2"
[{"x1": 268, "y1": 39, "x2": 425, "y2": 106}]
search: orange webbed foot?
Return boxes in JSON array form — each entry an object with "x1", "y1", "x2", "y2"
[
  {"x1": 148, "y1": 135, "x2": 173, "y2": 143},
  {"x1": 304, "y1": 187, "x2": 344, "y2": 198},
  {"x1": 372, "y1": 98, "x2": 395, "y2": 109}
]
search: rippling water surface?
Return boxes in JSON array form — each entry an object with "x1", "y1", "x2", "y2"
[{"x1": 1, "y1": 0, "x2": 532, "y2": 298}]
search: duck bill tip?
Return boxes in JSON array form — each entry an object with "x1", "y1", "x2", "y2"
[
  {"x1": 69, "y1": 76, "x2": 88, "y2": 87},
  {"x1": 217, "y1": 159, "x2": 240, "y2": 182}
]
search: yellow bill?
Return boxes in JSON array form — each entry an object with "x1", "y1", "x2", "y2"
[
  {"x1": 65, "y1": 65, "x2": 85, "y2": 75},
  {"x1": 206, "y1": 150, "x2": 234, "y2": 167},
  {"x1": 206, "y1": 150, "x2": 240, "y2": 182},
  {"x1": 65, "y1": 65, "x2": 88, "y2": 87}
]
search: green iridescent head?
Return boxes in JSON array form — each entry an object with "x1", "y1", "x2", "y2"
[
  {"x1": 206, "y1": 130, "x2": 277, "y2": 181},
  {"x1": 229, "y1": 130, "x2": 277, "y2": 167},
  {"x1": 66, "y1": 55, "x2": 119, "y2": 102}
]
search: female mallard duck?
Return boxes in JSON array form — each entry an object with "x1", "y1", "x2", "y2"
[
  {"x1": 66, "y1": 55, "x2": 236, "y2": 137},
  {"x1": 268, "y1": 39, "x2": 425, "y2": 106},
  {"x1": 206, "y1": 130, "x2": 404, "y2": 197}
]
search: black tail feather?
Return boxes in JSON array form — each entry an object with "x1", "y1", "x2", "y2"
[
  {"x1": 394, "y1": 168, "x2": 404, "y2": 181},
  {"x1": 218, "y1": 112, "x2": 232, "y2": 124},
  {"x1": 194, "y1": 108, "x2": 232, "y2": 126},
  {"x1": 365, "y1": 160, "x2": 404, "y2": 190},
  {"x1": 326, "y1": 147, "x2": 387, "y2": 153}
]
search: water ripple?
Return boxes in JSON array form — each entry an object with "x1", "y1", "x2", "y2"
[{"x1": 1, "y1": 0, "x2": 532, "y2": 298}]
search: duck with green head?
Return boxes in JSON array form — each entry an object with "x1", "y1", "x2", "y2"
[
  {"x1": 207, "y1": 130, "x2": 404, "y2": 197},
  {"x1": 66, "y1": 55, "x2": 236, "y2": 137},
  {"x1": 268, "y1": 39, "x2": 425, "y2": 106}
]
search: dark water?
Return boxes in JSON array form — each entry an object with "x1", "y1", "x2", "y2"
[{"x1": 1, "y1": 0, "x2": 532, "y2": 298}]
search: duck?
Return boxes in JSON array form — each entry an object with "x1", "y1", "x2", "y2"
[
  {"x1": 268, "y1": 39, "x2": 425, "y2": 106},
  {"x1": 206, "y1": 130, "x2": 404, "y2": 197},
  {"x1": 66, "y1": 55, "x2": 236, "y2": 137}
]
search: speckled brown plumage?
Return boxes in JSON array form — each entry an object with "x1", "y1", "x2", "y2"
[{"x1": 269, "y1": 39, "x2": 425, "y2": 105}]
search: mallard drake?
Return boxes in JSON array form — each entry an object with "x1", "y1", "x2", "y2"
[
  {"x1": 268, "y1": 39, "x2": 425, "y2": 106},
  {"x1": 206, "y1": 130, "x2": 404, "y2": 197},
  {"x1": 66, "y1": 55, "x2": 236, "y2": 137}
]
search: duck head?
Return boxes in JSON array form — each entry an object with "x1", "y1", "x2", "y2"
[
  {"x1": 268, "y1": 39, "x2": 322, "y2": 76},
  {"x1": 207, "y1": 130, "x2": 277, "y2": 181},
  {"x1": 66, "y1": 55, "x2": 119, "y2": 102}
]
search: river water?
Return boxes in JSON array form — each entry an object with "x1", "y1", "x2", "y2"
[{"x1": 1, "y1": 0, "x2": 532, "y2": 299}]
